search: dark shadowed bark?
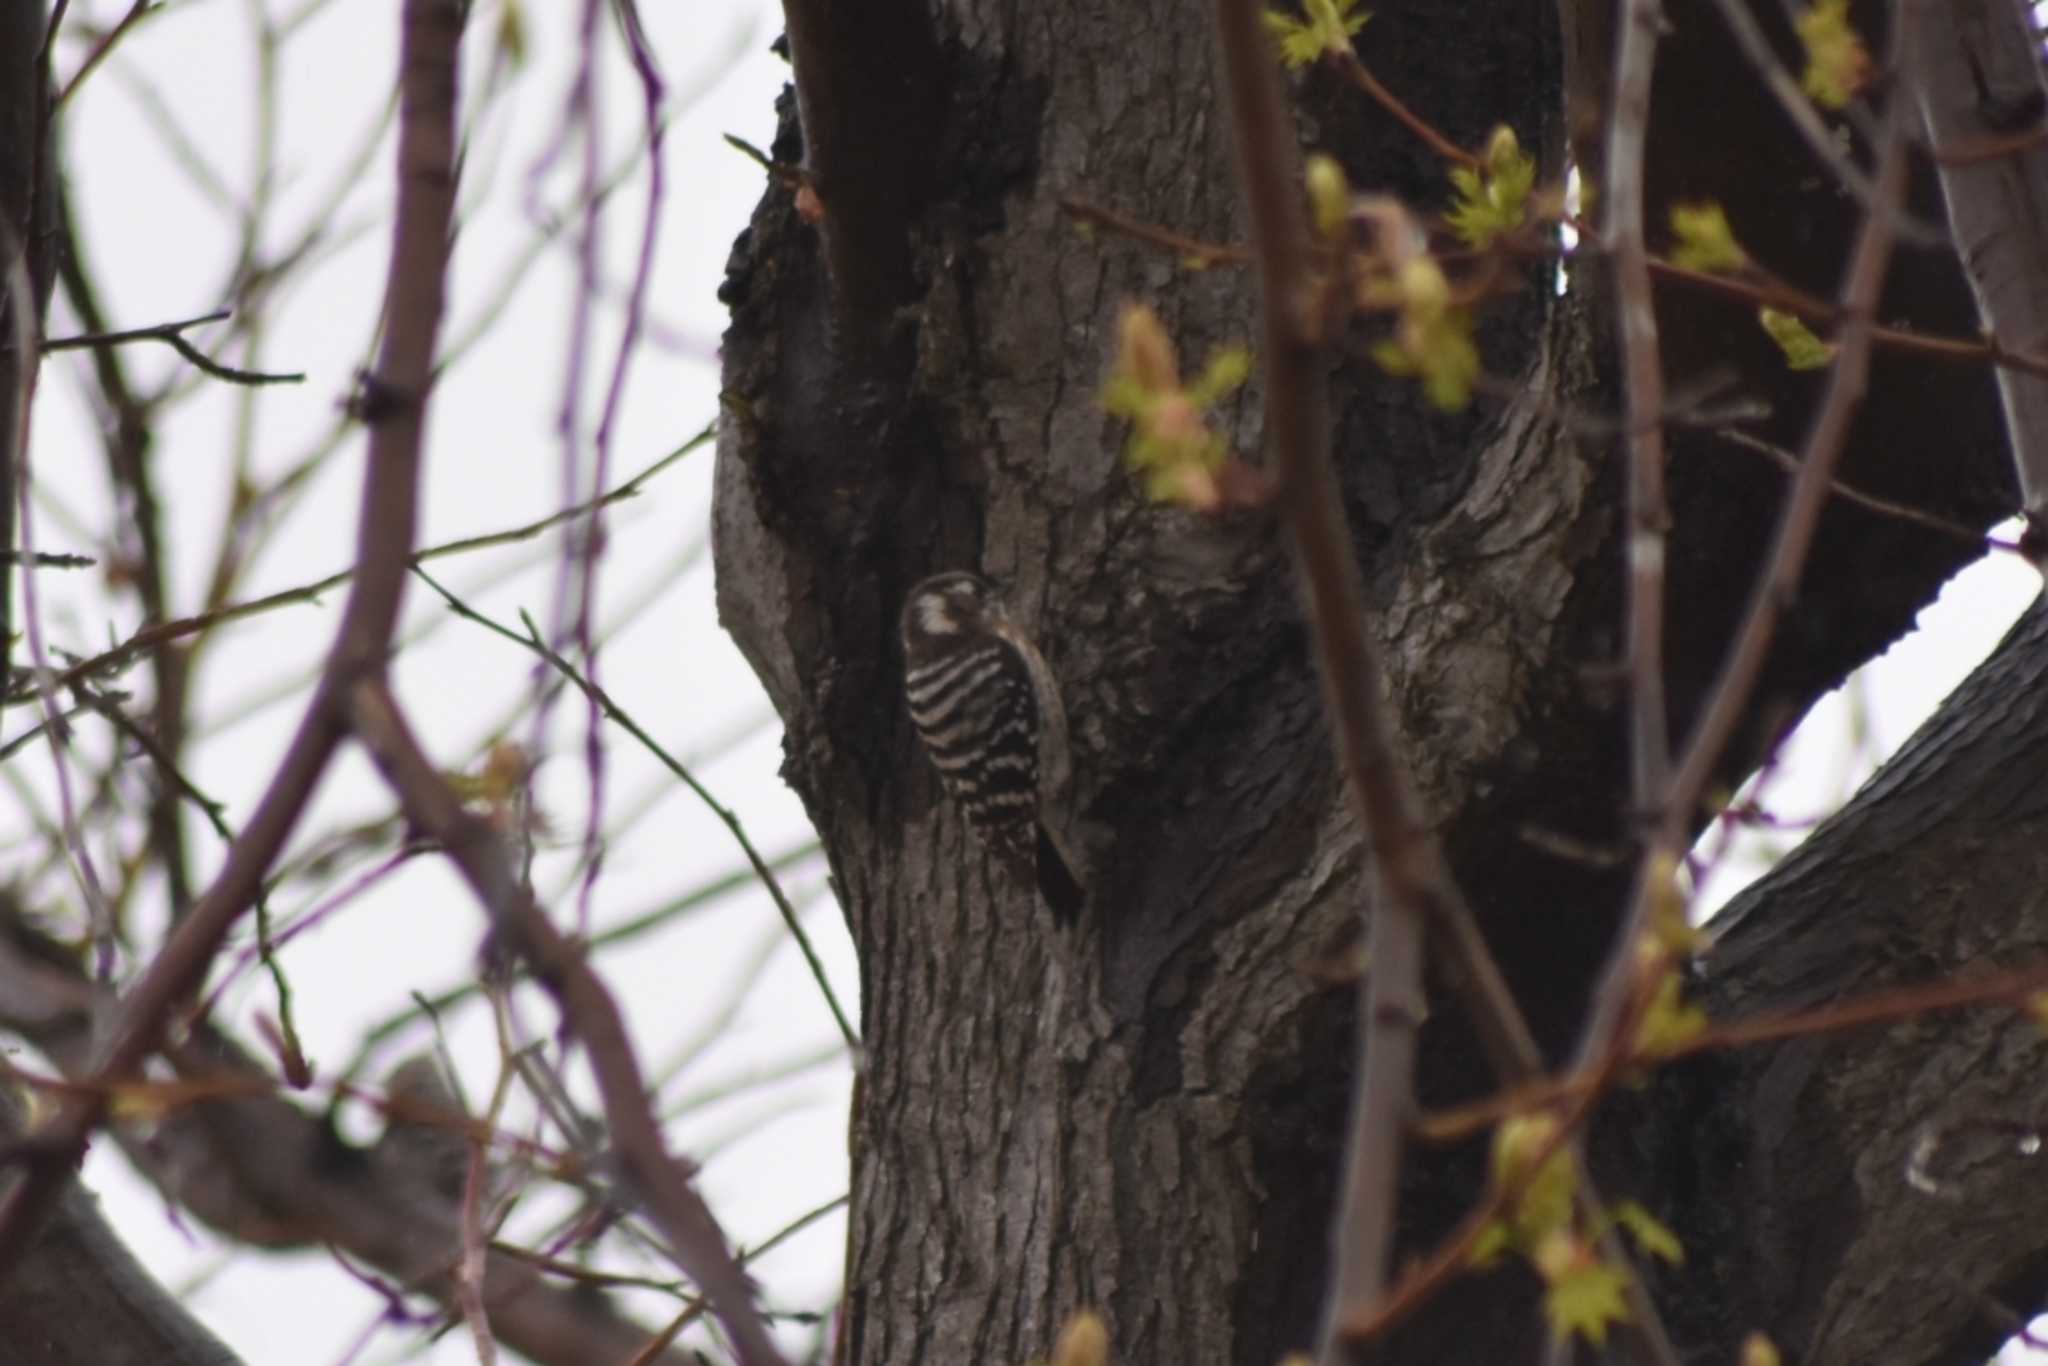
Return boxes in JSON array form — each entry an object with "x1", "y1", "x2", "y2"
[
  {"x1": 0, "y1": 1087, "x2": 244, "y2": 1366},
  {"x1": 1906, "y1": 0, "x2": 2048, "y2": 530},
  {"x1": 1, "y1": 0, "x2": 57, "y2": 699},
  {"x1": 715, "y1": 0, "x2": 2027, "y2": 1362},
  {"x1": 1645, "y1": 591, "x2": 2048, "y2": 1366}
]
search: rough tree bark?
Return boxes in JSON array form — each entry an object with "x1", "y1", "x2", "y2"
[
  {"x1": 715, "y1": 1, "x2": 2028, "y2": 1363},
  {"x1": 1651, "y1": 595, "x2": 2048, "y2": 1366}
]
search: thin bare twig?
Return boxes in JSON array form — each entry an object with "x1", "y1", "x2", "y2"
[
  {"x1": 346, "y1": 677, "x2": 788, "y2": 1366},
  {"x1": 51, "y1": 0, "x2": 161, "y2": 111},
  {"x1": 0, "y1": 548, "x2": 91, "y2": 567},
  {"x1": 565, "y1": 0, "x2": 670, "y2": 942},
  {"x1": 458, "y1": 1035, "x2": 518, "y2": 1366},
  {"x1": 4, "y1": 228, "x2": 116, "y2": 975},
  {"x1": 1069, "y1": 192, "x2": 2048, "y2": 389},
  {"x1": 1713, "y1": 425, "x2": 1998, "y2": 548},
  {"x1": 1424, "y1": 959, "x2": 2048, "y2": 1142},
  {"x1": 1702, "y1": 0, "x2": 1946, "y2": 248},
  {"x1": 337, "y1": 839, "x2": 821, "y2": 1090},
  {"x1": 1638, "y1": 252, "x2": 2048, "y2": 383},
  {"x1": 1666, "y1": 100, "x2": 1914, "y2": 919},
  {"x1": 1573, "y1": 77, "x2": 1916, "y2": 1130},
  {"x1": 1058, "y1": 194, "x2": 1249, "y2": 265},
  {"x1": 15, "y1": 430, "x2": 704, "y2": 704},
  {"x1": 1606, "y1": 0, "x2": 1674, "y2": 811},
  {"x1": 51, "y1": 172, "x2": 203, "y2": 923},
  {"x1": 413, "y1": 566, "x2": 859, "y2": 1054},
  {"x1": 0, "y1": 700, "x2": 90, "y2": 763},
  {"x1": 519, "y1": 0, "x2": 609, "y2": 939},
  {"x1": 45, "y1": 306, "x2": 304, "y2": 385},
  {"x1": 69, "y1": 679, "x2": 306, "y2": 1074},
  {"x1": 1329, "y1": 50, "x2": 1479, "y2": 168}
]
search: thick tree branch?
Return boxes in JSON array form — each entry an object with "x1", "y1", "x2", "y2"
[
  {"x1": 0, "y1": 1086, "x2": 242, "y2": 1366},
  {"x1": 1905, "y1": 0, "x2": 2048, "y2": 539},
  {"x1": 1211, "y1": 1, "x2": 1424, "y2": 1337},
  {"x1": 779, "y1": 0, "x2": 940, "y2": 357},
  {"x1": 0, "y1": 917, "x2": 700, "y2": 1366},
  {"x1": 1691, "y1": 593, "x2": 2048, "y2": 1364}
]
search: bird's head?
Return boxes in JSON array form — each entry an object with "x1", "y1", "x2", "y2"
[{"x1": 901, "y1": 571, "x2": 1000, "y2": 644}]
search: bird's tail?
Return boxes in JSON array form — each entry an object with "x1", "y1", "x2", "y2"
[{"x1": 1036, "y1": 823, "x2": 1086, "y2": 926}]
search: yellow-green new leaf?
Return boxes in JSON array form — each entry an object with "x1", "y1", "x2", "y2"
[
  {"x1": 1189, "y1": 346, "x2": 1253, "y2": 406},
  {"x1": 1101, "y1": 303, "x2": 1250, "y2": 510},
  {"x1": 1759, "y1": 307, "x2": 1837, "y2": 370},
  {"x1": 1445, "y1": 126, "x2": 1535, "y2": 248},
  {"x1": 1545, "y1": 1262, "x2": 1632, "y2": 1346},
  {"x1": 1612, "y1": 1200, "x2": 1685, "y2": 1265},
  {"x1": 1670, "y1": 202, "x2": 1746, "y2": 274},
  {"x1": 1797, "y1": 0, "x2": 1870, "y2": 109},
  {"x1": 1492, "y1": 1113, "x2": 1578, "y2": 1241},
  {"x1": 1307, "y1": 155, "x2": 1350, "y2": 240},
  {"x1": 1371, "y1": 311, "x2": 1479, "y2": 411},
  {"x1": 1418, "y1": 320, "x2": 1480, "y2": 411},
  {"x1": 1262, "y1": 0, "x2": 1371, "y2": 69},
  {"x1": 1644, "y1": 849, "x2": 1707, "y2": 955},
  {"x1": 1632, "y1": 968, "x2": 1709, "y2": 1060},
  {"x1": 1469, "y1": 1219, "x2": 1514, "y2": 1269}
]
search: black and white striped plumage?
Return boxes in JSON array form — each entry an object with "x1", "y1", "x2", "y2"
[{"x1": 900, "y1": 571, "x2": 1084, "y2": 923}]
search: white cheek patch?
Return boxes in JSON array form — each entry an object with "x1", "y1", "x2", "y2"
[{"x1": 918, "y1": 596, "x2": 961, "y2": 635}]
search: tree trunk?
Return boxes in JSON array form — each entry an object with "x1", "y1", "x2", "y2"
[
  {"x1": 714, "y1": 0, "x2": 2020, "y2": 1360},
  {"x1": 1, "y1": 0, "x2": 56, "y2": 699}
]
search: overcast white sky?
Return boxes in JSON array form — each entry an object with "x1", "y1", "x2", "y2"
[{"x1": 16, "y1": 1, "x2": 2048, "y2": 1362}]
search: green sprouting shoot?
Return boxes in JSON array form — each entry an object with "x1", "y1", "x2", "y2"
[{"x1": 1262, "y1": 0, "x2": 1371, "y2": 70}]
